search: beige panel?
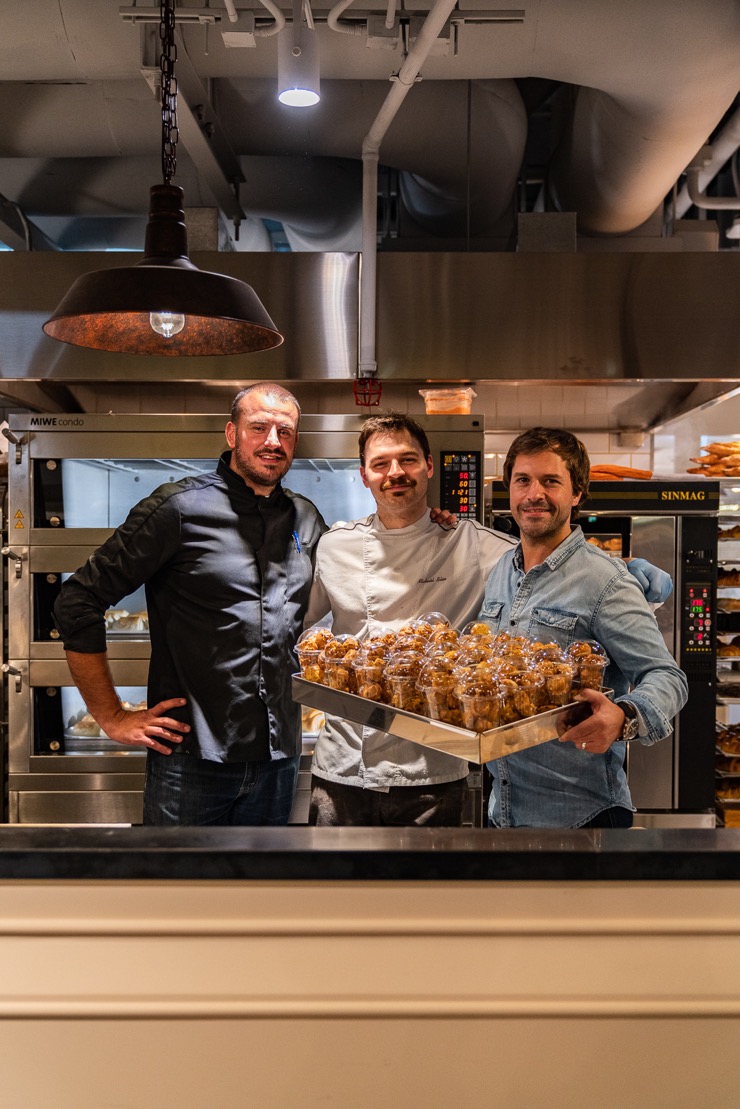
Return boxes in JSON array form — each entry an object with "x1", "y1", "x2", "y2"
[{"x1": 0, "y1": 880, "x2": 738, "y2": 1106}]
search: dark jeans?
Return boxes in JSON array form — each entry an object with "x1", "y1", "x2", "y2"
[
  {"x1": 308, "y1": 774, "x2": 469, "y2": 827},
  {"x1": 143, "y1": 750, "x2": 301, "y2": 826},
  {"x1": 580, "y1": 806, "x2": 634, "y2": 829}
]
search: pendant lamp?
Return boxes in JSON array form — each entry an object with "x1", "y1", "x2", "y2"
[
  {"x1": 42, "y1": 0, "x2": 283, "y2": 357},
  {"x1": 277, "y1": 0, "x2": 320, "y2": 108}
]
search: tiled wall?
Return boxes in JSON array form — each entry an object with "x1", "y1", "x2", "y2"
[
  {"x1": 7, "y1": 378, "x2": 740, "y2": 485},
  {"x1": 483, "y1": 429, "x2": 652, "y2": 484}
]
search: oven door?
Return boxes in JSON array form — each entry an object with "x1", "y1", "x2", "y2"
[{"x1": 6, "y1": 658, "x2": 148, "y2": 824}]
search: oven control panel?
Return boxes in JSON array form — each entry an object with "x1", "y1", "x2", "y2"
[
  {"x1": 439, "y1": 451, "x2": 481, "y2": 521},
  {"x1": 683, "y1": 583, "x2": 712, "y2": 653}
]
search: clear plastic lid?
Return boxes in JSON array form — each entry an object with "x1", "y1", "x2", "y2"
[
  {"x1": 321, "y1": 634, "x2": 362, "y2": 659},
  {"x1": 566, "y1": 639, "x2": 608, "y2": 660},
  {"x1": 296, "y1": 625, "x2": 334, "y2": 653},
  {"x1": 386, "y1": 651, "x2": 425, "y2": 681},
  {"x1": 460, "y1": 620, "x2": 494, "y2": 640},
  {"x1": 413, "y1": 612, "x2": 451, "y2": 638},
  {"x1": 417, "y1": 655, "x2": 457, "y2": 690},
  {"x1": 393, "y1": 633, "x2": 429, "y2": 654}
]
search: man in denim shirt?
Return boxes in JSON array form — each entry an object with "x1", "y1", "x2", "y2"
[{"x1": 479, "y1": 427, "x2": 688, "y2": 829}]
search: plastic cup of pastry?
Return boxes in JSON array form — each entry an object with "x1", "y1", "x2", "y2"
[
  {"x1": 386, "y1": 676, "x2": 424, "y2": 713},
  {"x1": 501, "y1": 671, "x2": 546, "y2": 719},
  {"x1": 459, "y1": 674, "x2": 501, "y2": 731},
  {"x1": 384, "y1": 651, "x2": 425, "y2": 712},
  {"x1": 538, "y1": 661, "x2": 575, "y2": 706},
  {"x1": 296, "y1": 647, "x2": 325, "y2": 684},
  {"x1": 574, "y1": 655, "x2": 608, "y2": 691},
  {"x1": 353, "y1": 659, "x2": 386, "y2": 701},
  {"x1": 321, "y1": 655, "x2": 356, "y2": 692},
  {"x1": 418, "y1": 657, "x2": 458, "y2": 710}
]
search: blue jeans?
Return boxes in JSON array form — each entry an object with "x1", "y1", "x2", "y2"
[{"x1": 143, "y1": 751, "x2": 301, "y2": 826}]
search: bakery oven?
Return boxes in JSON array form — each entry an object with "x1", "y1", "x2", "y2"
[
  {"x1": 490, "y1": 479, "x2": 719, "y2": 827},
  {"x1": 3, "y1": 412, "x2": 484, "y2": 824}
]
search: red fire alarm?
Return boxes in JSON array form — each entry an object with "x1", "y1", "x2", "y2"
[{"x1": 353, "y1": 377, "x2": 383, "y2": 407}]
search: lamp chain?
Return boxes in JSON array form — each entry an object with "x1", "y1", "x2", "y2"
[{"x1": 159, "y1": 0, "x2": 179, "y2": 184}]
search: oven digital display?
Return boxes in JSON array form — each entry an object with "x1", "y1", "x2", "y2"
[
  {"x1": 684, "y1": 582, "x2": 712, "y2": 651},
  {"x1": 439, "y1": 451, "x2": 481, "y2": 520}
]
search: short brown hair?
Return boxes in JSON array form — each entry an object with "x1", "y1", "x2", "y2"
[
  {"x1": 230, "y1": 384, "x2": 301, "y2": 426},
  {"x1": 503, "y1": 427, "x2": 590, "y2": 521},
  {"x1": 358, "y1": 411, "x2": 431, "y2": 466}
]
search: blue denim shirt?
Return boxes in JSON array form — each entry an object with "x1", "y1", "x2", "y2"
[{"x1": 478, "y1": 526, "x2": 689, "y2": 828}]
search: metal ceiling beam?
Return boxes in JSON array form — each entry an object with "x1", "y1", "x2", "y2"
[
  {"x1": 0, "y1": 194, "x2": 59, "y2": 252},
  {"x1": 139, "y1": 25, "x2": 246, "y2": 228},
  {"x1": 120, "y1": 6, "x2": 525, "y2": 25}
]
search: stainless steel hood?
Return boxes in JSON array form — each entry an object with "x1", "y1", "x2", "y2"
[{"x1": 0, "y1": 249, "x2": 737, "y2": 434}]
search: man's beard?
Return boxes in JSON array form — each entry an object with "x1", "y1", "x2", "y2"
[
  {"x1": 232, "y1": 443, "x2": 291, "y2": 489},
  {"x1": 516, "y1": 501, "x2": 570, "y2": 538}
]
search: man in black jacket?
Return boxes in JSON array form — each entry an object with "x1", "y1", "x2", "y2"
[{"x1": 53, "y1": 384, "x2": 326, "y2": 826}]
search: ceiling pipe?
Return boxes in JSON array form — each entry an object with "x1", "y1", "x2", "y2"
[
  {"x1": 254, "y1": 0, "x2": 286, "y2": 37},
  {"x1": 359, "y1": 0, "x2": 459, "y2": 379},
  {"x1": 673, "y1": 104, "x2": 740, "y2": 218},
  {"x1": 686, "y1": 149, "x2": 740, "y2": 211},
  {"x1": 327, "y1": 0, "x2": 364, "y2": 37}
]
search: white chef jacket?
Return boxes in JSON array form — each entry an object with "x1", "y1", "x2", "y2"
[{"x1": 304, "y1": 511, "x2": 516, "y2": 789}]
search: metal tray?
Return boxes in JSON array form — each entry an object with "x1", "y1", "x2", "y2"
[{"x1": 292, "y1": 676, "x2": 603, "y2": 764}]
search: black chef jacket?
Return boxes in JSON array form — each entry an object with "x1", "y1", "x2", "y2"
[{"x1": 53, "y1": 452, "x2": 326, "y2": 763}]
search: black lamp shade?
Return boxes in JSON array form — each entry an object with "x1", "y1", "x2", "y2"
[{"x1": 42, "y1": 186, "x2": 284, "y2": 357}]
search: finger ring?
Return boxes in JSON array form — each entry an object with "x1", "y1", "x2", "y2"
[{"x1": 581, "y1": 742, "x2": 587, "y2": 750}]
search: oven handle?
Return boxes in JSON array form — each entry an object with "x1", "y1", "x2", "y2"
[
  {"x1": 1, "y1": 547, "x2": 25, "y2": 578},
  {"x1": 1, "y1": 664, "x2": 22, "y2": 693},
  {"x1": 1, "y1": 427, "x2": 30, "y2": 465}
]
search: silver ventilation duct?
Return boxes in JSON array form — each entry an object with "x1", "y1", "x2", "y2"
[
  {"x1": 0, "y1": 1, "x2": 736, "y2": 248},
  {"x1": 0, "y1": 1, "x2": 737, "y2": 428}
]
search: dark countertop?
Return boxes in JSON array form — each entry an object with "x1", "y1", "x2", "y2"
[{"x1": 0, "y1": 826, "x2": 739, "y2": 881}]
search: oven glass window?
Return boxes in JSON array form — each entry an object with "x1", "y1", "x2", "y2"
[
  {"x1": 36, "y1": 686, "x2": 150, "y2": 755},
  {"x1": 35, "y1": 458, "x2": 214, "y2": 528},
  {"x1": 35, "y1": 457, "x2": 376, "y2": 528}
]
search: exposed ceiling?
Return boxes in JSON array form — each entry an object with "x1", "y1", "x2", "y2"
[
  {"x1": 0, "y1": 0, "x2": 738, "y2": 430},
  {"x1": 0, "y1": 0, "x2": 737, "y2": 254}
]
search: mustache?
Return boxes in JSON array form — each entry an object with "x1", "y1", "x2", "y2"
[
  {"x1": 256, "y1": 448, "x2": 287, "y2": 461},
  {"x1": 380, "y1": 477, "x2": 415, "y2": 491}
]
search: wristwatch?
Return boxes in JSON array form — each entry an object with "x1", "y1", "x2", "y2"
[{"x1": 618, "y1": 700, "x2": 640, "y2": 742}]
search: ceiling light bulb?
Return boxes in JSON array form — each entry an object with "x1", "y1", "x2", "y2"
[
  {"x1": 278, "y1": 25, "x2": 320, "y2": 107},
  {"x1": 278, "y1": 83, "x2": 320, "y2": 108},
  {"x1": 150, "y1": 311, "x2": 185, "y2": 339}
]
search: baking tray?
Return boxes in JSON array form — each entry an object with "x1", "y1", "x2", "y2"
[{"x1": 292, "y1": 675, "x2": 606, "y2": 764}]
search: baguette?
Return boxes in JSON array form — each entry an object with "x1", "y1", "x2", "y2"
[
  {"x1": 589, "y1": 465, "x2": 652, "y2": 480},
  {"x1": 707, "y1": 441, "x2": 740, "y2": 457}
]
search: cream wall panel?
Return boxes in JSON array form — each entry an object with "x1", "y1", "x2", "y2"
[{"x1": 0, "y1": 879, "x2": 737, "y2": 1108}]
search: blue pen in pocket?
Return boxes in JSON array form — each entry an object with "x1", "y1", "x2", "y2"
[{"x1": 292, "y1": 530, "x2": 302, "y2": 554}]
